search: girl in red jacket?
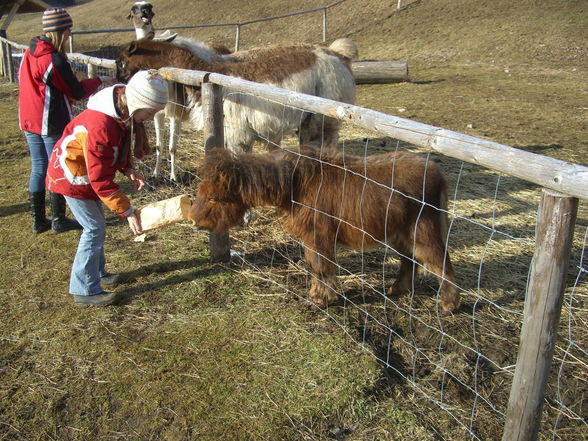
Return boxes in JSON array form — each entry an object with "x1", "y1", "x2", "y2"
[
  {"x1": 47, "y1": 70, "x2": 168, "y2": 306},
  {"x1": 18, "y1": 7, "x2": 115, "y2": 234}
]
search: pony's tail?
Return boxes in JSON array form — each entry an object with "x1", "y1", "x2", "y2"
[{"x1": 328, "y1": 38, "x2": 358, "y2": 61}]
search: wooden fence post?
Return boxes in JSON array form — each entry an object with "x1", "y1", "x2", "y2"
[
  {"x1": 0, "y1": 32, "x2": 6, "y2": 78},
  {"x1": 502, "y1": 189, "x2": 578, "y2": 441},
  {"x1": 6, "y1": 41, "x2": 15, "y2": 83},
  {"x1": 234, "y1": 25, "x2": 241, "y2": 52},
  {"x1": 201, "y1": 79, "x2": 231, "y2": 263},
  {"x1": 1, "y1": 41, "x2": 6, "y2": 79},
  {"x1": 322, "y1": 8, "x2": 328, "y2": 42},
  {"x1": 87, "y1": 63, "x2": 96, "y2": 79}
]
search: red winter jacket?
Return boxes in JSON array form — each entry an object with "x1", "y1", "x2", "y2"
[
  {"x1": 18, "y1": 36, "x2": 102, "y2": 136},
  {"x1": 47, "y1": 86, "x2": 134, "y2": 217}
]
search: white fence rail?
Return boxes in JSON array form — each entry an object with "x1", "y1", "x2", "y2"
[{"x1": 160, "y1": 67, "x2": 588, "y2": 201}]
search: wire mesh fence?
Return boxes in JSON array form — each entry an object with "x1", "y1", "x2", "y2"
[
  {"x1": 77, "y1": 60, "x2": 588, "y2": 440},
  {"x1": 82, "y1": 81, "x2": 588, "y2": 439},
  {"x1": 2, "y1": 41, "x2": 587, "y2": 440}
]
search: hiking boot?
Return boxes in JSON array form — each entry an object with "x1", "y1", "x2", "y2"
[
  {"x1": 73, "y1": 291, "x2": 120, "y2": 307},
  {"x1": 50, "y1": 192, "x2": 82, "y2": 233},
  {"x1": 100, "y1": 273, "x2": 121, "y2": 287}
]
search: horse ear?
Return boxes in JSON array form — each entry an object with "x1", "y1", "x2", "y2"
[{"x1": 128, "y1": 41, "x2": 138, "y2": 55}]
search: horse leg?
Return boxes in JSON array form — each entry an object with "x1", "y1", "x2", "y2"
[
  {"x1": 320, "y1": 116, "x2": 341, "y2": 149},
  {"x1": 153, "y1": 111, "x2": 165, "y2": 178},
  {"x1": 413, "y1": 220, "x2": 460, "y2": 312},
  {"x1": 388, "y1": 253, "x2": 414, "y2": 296},
  {"x1": 169, "y1": 116, "x2": 182, "y2": 181},
  {"x1": 298, "y1": 114, "x2": 340, "y2": 149},
  {"x1": 303, "y1": 242, "x2": 338, "y2": 307}
]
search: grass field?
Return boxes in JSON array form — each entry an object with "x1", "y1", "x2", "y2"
[{"x1": 1, "y1": 0, "x2": 587, "y2": 440}]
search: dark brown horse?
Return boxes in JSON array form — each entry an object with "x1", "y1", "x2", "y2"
[{"x1": 188, "y1": 146, "x2": 461, "y2": 312}]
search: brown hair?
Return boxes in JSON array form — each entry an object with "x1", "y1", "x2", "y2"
[{"x1": 114, "y1": 86, "x2": 130, "y2": 121}]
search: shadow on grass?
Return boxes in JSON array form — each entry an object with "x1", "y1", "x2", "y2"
[
  {"x1": 411, "y1": 79, "x2": 444, "y2": 85},
  {"x1": 522, "y1": 143, "x2": 563, "y2": 153},
  {"x1": 114, "y1": 256, "x2": 227, "y2": 304},
  {"x1": 0, "y1": 202, "x2": 28, "y2": 217}
]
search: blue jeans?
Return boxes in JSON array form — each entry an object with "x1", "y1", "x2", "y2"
[
  {"x1": 24, "y1": 131, "x2": 60, "y2": 192},
  {"x1": 64, "y1": 196, "x2": 108, "y2": 296}
]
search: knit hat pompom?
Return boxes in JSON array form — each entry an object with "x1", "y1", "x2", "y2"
[
  {"x1": 125, "y1": 70, "x2": 169, "y2": 116},
  {"x1": 42, "y1": 8, "x2": 73, "y2": 32}
]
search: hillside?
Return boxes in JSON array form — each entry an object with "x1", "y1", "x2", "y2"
[
  {"x1": 357, "y1": 0, "x2": 588, "y2": 65},
  {"x1": 6, "y1": 0, "x2": 588, "y2": 67}
]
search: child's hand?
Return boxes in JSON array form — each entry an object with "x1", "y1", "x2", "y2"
[
  {"x1": 127, "y1": 211, "x2": 143, "y2": 235},
  {"x1": 126, "y1": 169, "x2": 146, "y2": 191}
]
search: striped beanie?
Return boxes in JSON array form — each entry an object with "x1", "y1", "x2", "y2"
[
  {"x1": 125, "y1": 70, "x2": 169, "y2": 116},
  {"x1": 42, "y1": 8, "x2": 73, "y2": 32}
]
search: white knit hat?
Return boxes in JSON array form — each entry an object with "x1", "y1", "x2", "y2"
[{"x1": 125, "y1": 70, "x2": 169, "y2": 116}]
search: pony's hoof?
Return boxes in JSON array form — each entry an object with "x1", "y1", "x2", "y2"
[
  {"x1": 309, "y1": 282, "x2": 336, "y2": 308},
  {"x1": 440, "y1": 293, "x2": 461, "y2": 313},
  {"x1": 387, "y1": 279, "x2": 411, "y2": 297}
]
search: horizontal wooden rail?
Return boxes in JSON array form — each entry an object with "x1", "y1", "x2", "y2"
[
  {"x1": 158, "y1": 67, "x2": 588, "y2": 201},
  {"x1": 0, "y1": 36, "x2": 26, "y2": 50},
  {"x1": 69, "y1": 53, "x2": 117, "y2": 68}
]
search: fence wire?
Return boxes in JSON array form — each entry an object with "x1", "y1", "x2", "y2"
[{"x1": 79, "y1": 83, "x2": 585, "y2": 440}]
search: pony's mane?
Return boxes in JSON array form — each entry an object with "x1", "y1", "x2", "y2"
[
  {"x1": 121, "y1": 39, "x2": 213, "y2": 71},
  {"x1": 201, "y1": 149, "x2": 293, "y2": 208},
  {"x1": 168, "y1": 35, "x2": 231, "y2": 64}
]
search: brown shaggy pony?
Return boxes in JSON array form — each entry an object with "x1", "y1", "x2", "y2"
[{"x1": 188, "y1": 146, "x2": 461, "y2": 312}]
